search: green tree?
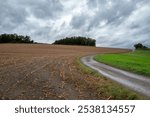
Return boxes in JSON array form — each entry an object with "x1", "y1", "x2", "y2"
[
  {"x1": 134, "y1": 43, "x2": 148, "y2": 49},
  {"x1": 53, "y1": 36, "x2": 96, "y2": 46},
  {"x1": 0, "y1": 33, "x2": 34, "y2": 43}
]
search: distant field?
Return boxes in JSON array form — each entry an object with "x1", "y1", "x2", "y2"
[
  {"x1": 0, "y1": 44, "x2": 141, "y2": 99},
  {"x1": 95, "y1": 50, "x2": 150, "y2": 77}
]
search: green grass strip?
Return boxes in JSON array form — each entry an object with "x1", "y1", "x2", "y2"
[
  {"x1": 94, "y1": 50, "x2": 150, "y2": 77},
  {"x1": 77, "y1": 57, "x2": 143, "y2": 99}
]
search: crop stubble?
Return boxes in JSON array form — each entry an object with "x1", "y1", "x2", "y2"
[{"x1": 0, "y1": 44, "x2": 128, "y2": 99}]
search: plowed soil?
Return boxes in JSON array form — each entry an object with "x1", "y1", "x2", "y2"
[{"x1": 0, "y1": 44, "x2": 129, "y2": 99}]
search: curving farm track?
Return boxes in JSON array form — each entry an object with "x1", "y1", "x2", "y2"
[{"x1": 81, "y1": 55, "x2": 150, "y2": 98}]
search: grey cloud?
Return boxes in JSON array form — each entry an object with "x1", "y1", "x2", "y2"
[
  {"x1": 0, "y1": 0, "x2": 63, "y2": 42},
  {"x1": 130, "y1": 24, "x2": 140, "y2": 29},
  {"x1": 70, "y1": 14, "x2": 88, "y2": 29},
  {"x1": 0, "y1": 0, "x2": 150, "y2": 48},
  {"x1": 87, "y1": 0, "x2": 137, "y2": 30},
  {"x1": 0, "y1": 0, "x2": 27, "y2": 32},
  {"x1": 86, "y1": 0, "x2": 150, "y2": 48},
  {"x1": 23, "y1": 0, "x2": 63, "y2": 19},
  {"x1": 9, "y1": 0, "x2": 64, "y2": 20}
]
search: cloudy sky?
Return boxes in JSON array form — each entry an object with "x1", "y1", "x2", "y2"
[{"x1": 0, "y1": 0, "x2": 150, "y2": 48}]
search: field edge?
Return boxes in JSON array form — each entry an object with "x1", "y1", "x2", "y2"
[{"x1": 76, "y1": 57, "x2": 144, "y2": 100}]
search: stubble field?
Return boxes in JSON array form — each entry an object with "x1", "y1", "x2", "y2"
[{"x1": 0, "y1": 44, "x2": 139, "y2": 99}]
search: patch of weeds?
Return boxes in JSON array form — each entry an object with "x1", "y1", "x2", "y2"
[{"x1": 96, "y1": 81, "x2": 142, "y2": 100}]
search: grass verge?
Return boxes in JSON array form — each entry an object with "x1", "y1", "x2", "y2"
[
  {"x1": 76, "y1": 57, "x2": 143, "y2": 100},
  {"x1": 94, "y1": 50, "x2": 150, "y2": 77}
]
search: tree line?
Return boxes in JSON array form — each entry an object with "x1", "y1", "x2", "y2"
[
  {"x1": 53, "y1": 36, "x2": 96, "y2": 46},
  {"x1": 134, "y1": 43, "x2": 148, "y2": 50},
  {"x1": 0, "y1": 33, "x2": 34, "y2": 43}
]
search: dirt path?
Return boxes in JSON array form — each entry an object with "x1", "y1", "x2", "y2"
[
  {"x1": 0, "y1": 44, "x2": 130, "y2": 99},
  {"x1": 81, "y1": 55, "x2": 150, "y2": 98}
]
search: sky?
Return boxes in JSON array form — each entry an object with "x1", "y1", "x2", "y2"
[{"x1": 0, "y1": 0, "x2": 150, "y2": 48}]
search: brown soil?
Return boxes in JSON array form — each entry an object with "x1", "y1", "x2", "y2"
[{"x1": 0, "y1": 44, "x2": 129, "y2": 99}]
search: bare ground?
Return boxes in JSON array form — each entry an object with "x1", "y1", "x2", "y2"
[{"x1": 0, "y1": 44, "x2": 129, "y2": 99}]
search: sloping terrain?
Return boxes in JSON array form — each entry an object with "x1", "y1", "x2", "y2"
[
  {"x1": 81, "y1": 55, "x2": 150, "y2": 98},
  {"x1": 0, "y1": 44, "x2": 134, "y2": 99}
]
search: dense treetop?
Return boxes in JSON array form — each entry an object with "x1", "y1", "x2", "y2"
[
  {"x1": 53, "y1": 36, "x2": 96, "y2": 46},
  {"x1": 0, "y1": 33, "x2": 34, "y2": 43},
  {"x1": 134, "y1": 43, "x2": 148, "y2": 50}
]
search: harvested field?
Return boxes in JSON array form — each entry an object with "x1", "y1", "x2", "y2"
[{"x1": 0, "y1": 44, "x2": 134, "y2": 99}]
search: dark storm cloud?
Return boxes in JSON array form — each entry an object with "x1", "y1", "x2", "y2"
[
  {"x1": 0, "y1": 0, "x2": 27, "y2": 32},
  {"x1": 0, "y1": 0, "x2": 150, "y2": 48},
  {"x1": 85, "y1": 0, "x2": 150, "y2": 48},
  {"x1": 18, "y1": 0, "x2": 63, "y2": 19},
  {"x1": 87, "y1": 0, "x2": 137, "y2": 29},
  {"x1": 70, "y1": 14, "x2": 88, "y2": 29},
  {"x1": 0, "y1": 0, "x2": 62, "y2": 33}
]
